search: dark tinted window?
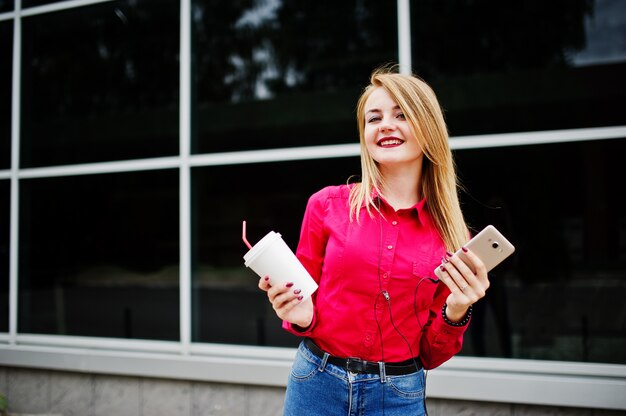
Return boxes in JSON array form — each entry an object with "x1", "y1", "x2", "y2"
[
  {"x1": 22, "y1": 0, "x2": 59, "y2": 7},
  {"x1": 191, "y1": 157, "x2": 360, "y2": 345},
  {"x1": 20, "y1": 0, "x2": 179, "y2": 168},
  {"x1": 0, "y1": 21, "x2": 11, "y2": 169},
  {"x1": 0, "y1": 1, "x2": 13, "y2": 13},
  {"x1": 193, "y1": 139, "x2": 626, "y2": 365},
  {"x1": 457, "y1": 138, "x2": 626, "y2": 364},
  {"x1": 0, "y1": 180, "x2": 9, "y2": 332},
  {"x1": 411, "y1": 0, "x2": 626, "y2": 137},
  {"x1": 191, "y1": 0, "x2": 397, "y2": 154},
  {"x1": 19, "y1": 170, "x2": 179, "y2": 340}
]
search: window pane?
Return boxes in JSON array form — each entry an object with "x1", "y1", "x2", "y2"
[
  {"x1": 191, "y1": 0, "x2": 397, "y2": 154},
  {"x1": 0, "y1": 21, "x2": 11, "y2": 169},
  {"x1": 192, "y1": 139, "x2": 626, "y2": 364},
  {"x1": 0, "y1": 1, "x2": 13, "y2": 13},
  {"x1": 456, "y1": 138, "x2": 626, "y2": 364},
  {"x1": 411, "y1": 0, "x2": 626, "y2": 136},
  {"x1": 19, "y1": 170, "x2": 179, "y2": 340},
  {"x1": 22, "y1": 0, "x2": 60, "y2": 7},
  {"x1": 0, "y1": 180, "x2": 9, "y2": 332},
  {"x1": 191, "y1": 158, "x2": 360, "y2": 345},
  {"x1": 20, "y1": 0, "x2": 180, "y2": 168}
]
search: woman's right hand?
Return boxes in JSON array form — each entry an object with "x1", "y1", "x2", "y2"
[{"x1": 258, "y1": 276, "x2": 314, "y2": 329}]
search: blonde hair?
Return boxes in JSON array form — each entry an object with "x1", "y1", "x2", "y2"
[{"x1": 349, "y1": 65, "x2": 468, "y2": 251}]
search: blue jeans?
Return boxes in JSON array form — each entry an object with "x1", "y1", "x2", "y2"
[{"x1": 284, "y1": 340, "x2": 426, "y2": 416}]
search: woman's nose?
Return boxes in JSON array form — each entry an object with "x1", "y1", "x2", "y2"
[{"x1": 379, "y1": 119, "x2": 396, "y2": 132}]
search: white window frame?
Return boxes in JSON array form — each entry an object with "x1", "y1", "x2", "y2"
[{"x1": 1, "y1": 0, "x2": 626, "y2": 411}]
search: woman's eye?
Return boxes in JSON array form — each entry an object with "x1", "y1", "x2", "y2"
[
  {"x1": 367, "y1": 116, "x2": 381, "y2": 123},
  {"x1": 396, "y1": 113, "x2": 406, "y2": 120}
]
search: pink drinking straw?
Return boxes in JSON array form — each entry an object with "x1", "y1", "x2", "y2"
[{"x1": 242, "y1": 220, "x2": 252, "y2": 249}]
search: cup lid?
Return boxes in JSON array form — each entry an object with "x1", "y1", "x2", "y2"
[{"x1": 243, "y1": 231, "x2": 281, "y2": 265}]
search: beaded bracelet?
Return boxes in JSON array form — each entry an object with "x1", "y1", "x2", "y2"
[{"x1": 441, "y1": 303, "x2": 473, "y2": 327}]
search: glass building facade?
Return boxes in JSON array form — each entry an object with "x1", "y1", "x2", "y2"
[{"x1": 1, "y1": 0, "x2": 625, "y2": 408}]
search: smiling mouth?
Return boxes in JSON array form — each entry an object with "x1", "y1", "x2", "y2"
[{"x1": 377, "y1": 137, "x2": 404, "y2": 147}]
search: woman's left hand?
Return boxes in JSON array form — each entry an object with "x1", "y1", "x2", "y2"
[{"x1": 437, "y1": 247, "x2": 490, "y2": 322}]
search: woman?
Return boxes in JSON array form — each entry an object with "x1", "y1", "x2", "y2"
[{"x1": 258, "y1": 66, "x2": 489, "y2": 415}]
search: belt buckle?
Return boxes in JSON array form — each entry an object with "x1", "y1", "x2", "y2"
[{"x1": 346, "y1": 357, "x2": 367, "y2": 373}]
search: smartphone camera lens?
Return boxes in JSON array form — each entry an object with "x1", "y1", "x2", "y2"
[{"x1": 492, "y1": 241, "x2": 500, "y2": 249}]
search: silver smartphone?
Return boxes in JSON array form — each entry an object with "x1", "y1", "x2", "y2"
[{"x1": 435, "y1": 225, "x2": 515, "y2": 279}]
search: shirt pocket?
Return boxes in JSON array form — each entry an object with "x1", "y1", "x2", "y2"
[
  {"x1": 412, "y1": 244, "x2": 441, "y2": 279},
  {"x1": 411, "y1": 261, "x2": 440, "y2": 313}
]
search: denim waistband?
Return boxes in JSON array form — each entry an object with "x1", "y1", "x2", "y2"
[{"x1": 303, "y1": 338, "x2": 422, "y2": 376}]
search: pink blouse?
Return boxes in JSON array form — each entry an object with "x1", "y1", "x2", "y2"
[{"x1": 283, "y1": 184, "x2": 469, "y2": 369}]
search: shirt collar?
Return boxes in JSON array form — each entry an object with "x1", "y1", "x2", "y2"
[{"x1": 371, "y1": 188, "x2": 428, "y2": 224}]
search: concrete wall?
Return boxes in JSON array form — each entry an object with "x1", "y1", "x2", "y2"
[{"x1": 1, "y1": 366, "x2": 624, "y2": 416}]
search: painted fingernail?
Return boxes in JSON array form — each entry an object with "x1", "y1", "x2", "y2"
[
  {"x1": 440, "y1": 265, "x2": 447, "y2": 272},
  {"x1": 441, "y1": 256, "x2": 449, "y2": 264},
  {"x1": 286, "y1": 282, "x2": 294, "y2": 288},
  {"x1": 294, "y1": 289, "x2": 302, "y2": 295},
  {"x1": 297, "y1": 295, "x2": 303, "y2": 301},
  {"x1": 264, "y1": 276, "x2": 270, "y2": 281},
  {"x1": 461, "y1": 247, "x2": 468, "y2": 253},
  {"x1": 446, "y1": 251, "x2": 454, "y2": 257}
]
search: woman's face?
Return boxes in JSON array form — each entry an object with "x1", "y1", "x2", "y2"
[{"x1": 363, "y1": 87, "x2": 423, "y2": 170}]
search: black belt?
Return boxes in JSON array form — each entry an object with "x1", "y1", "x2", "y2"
[{"x1": 304, "y1": 338, "x2": 422, "y2": 376}]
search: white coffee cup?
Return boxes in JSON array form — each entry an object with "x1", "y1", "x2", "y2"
[{"x1": 244, "y1": 231, "x2": 318, "y2": 300}]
